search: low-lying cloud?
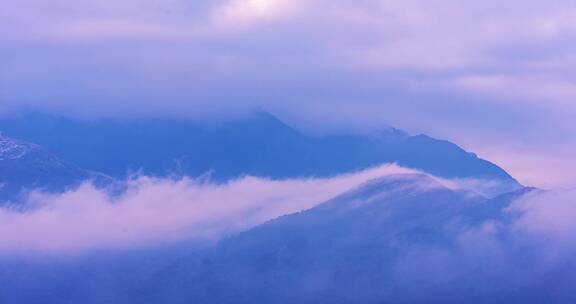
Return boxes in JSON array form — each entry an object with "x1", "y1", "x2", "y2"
[{"x1": 0, "y1": 164, "x2": 429, "y2": 254}]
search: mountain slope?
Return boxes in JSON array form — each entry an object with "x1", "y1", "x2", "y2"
[{"x1": 0, "y1": 112, "x2": 519, "y2": 190}]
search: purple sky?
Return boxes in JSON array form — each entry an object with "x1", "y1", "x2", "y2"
[{"x1": 1, "y1": 0, "x2": 576, "y2": 187}]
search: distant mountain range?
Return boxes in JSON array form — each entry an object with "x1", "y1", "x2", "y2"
[
  {"x1": 0, "y1": 112, "x2": 556, "y2": 303},
  {"x1": 0, "y1": 111, "x2": 520, "y2": 200}
]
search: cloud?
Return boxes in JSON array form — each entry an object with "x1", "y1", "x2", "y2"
[
  {"x1": 3, "y1": 0, "x2": 576, "y2": 115},
  {"x1": 0, "y1": 164, "x2": 423, "y2": 254}
]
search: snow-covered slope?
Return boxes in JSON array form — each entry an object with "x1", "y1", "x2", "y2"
[
  {"x1": 0, "y1": 133, "x2": 35, "y2": 160},
  {"x1": 0, "y1": 134, "x2": 109, "y2": 203}
]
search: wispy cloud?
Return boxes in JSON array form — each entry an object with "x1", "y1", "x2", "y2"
[{"x1": 509, "y1": 188, "x2": 576, "y2": 249}]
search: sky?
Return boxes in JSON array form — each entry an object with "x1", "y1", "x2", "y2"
[{"x1": 1, "y1": 0, "x2": 576, "y2": 187}]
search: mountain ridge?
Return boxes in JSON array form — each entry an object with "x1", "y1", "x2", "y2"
[{"x1": 0, "y1": 111, "x2": 520, "y2": 189}]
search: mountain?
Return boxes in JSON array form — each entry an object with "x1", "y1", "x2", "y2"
[
  {"x1": 0, "y1": 112, "x2": 520, "y2": 192},
  {"x1": 0, "y1": 133, "x2": 109, "y2": 203},
  {"x1": 146, "y1": 175, "x2": 542, "y2": 304}
]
